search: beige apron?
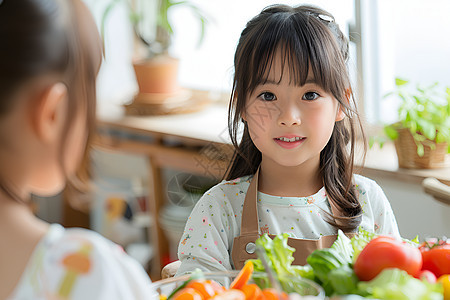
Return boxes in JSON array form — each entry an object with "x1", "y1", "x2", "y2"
[{"x1": 231, "y1": 168, "x2": 355, "y2": 269}]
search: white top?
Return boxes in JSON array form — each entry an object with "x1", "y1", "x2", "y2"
[
  {"x1": 8, "y1": 224, "x2": 157, "y2": 300},
  {"x1": 176, "y1": 174, "x2": 400, "y2": 275}
]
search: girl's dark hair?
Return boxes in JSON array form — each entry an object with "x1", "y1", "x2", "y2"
[
  {"x1": 226, "y1": 4, "x2": 366, "y2": 232},
  {"x1": 0, "y1": 0, "x2": 102, "y2": 202}
]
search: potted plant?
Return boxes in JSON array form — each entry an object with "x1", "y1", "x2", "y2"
[
  {"x1": 101, "y1": 0, "x2": 208, "y2": 103},
  {"x1": 380, "y1": 78, "x2": 450, "y2": 169}
]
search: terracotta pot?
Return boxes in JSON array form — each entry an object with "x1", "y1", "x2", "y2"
[{"x1": 133, "y1": 55, "x2": 179, "y2": 96}]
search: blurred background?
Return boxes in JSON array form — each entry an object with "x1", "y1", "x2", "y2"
[{"x1": 33, "y1": 0, "x2": 450, "y2": 280}]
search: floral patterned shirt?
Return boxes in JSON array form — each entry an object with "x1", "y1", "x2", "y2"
[
  {"x1": 176, "y1": 174, "x2": 400, "y2": 276},
  {"x1": 8, "y1": 224, "x2": 156, "y2": 300}
]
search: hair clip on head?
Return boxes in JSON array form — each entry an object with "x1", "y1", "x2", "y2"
[{"x1": 317, "y1": 14, "x2": 334, "y2": 23}]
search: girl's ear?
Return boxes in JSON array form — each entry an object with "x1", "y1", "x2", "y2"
[
  {"x1": 32, "y1": 83, "x2": 68, "y2": 143},
  {"x1": 335, "y1": 87, "x2": 351, "y2": 122},
  {"x1": 241, "y1": 111, "x2": 247, "y2": 122},
  {"x1": 335, "y1": 105, "x2": 345, "y2": 122}
]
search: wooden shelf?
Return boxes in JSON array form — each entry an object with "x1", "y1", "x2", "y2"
[{"x1": 356, "y1": 142, "x2": 450, "y2": 185}]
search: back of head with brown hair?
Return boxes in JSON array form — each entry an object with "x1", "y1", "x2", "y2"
[{"x1": 0, "y1": 0, "x2": 102, "y2": 201}]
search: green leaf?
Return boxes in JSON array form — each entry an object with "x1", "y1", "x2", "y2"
[
  {"x1": 436, "y1": 131, "x2": 445, "y2": 143},
  {"x1": 384, "y1": 125, "x2": 399, "y2": 140},
  {"x1": 417, "y1": 143, "x2": 424, "y2": 157},
  {"x1": 250, "y1": 234, "x2": 315, "y2": 292},
  {"x1": 417, "y1": 119, "x2": 436, "y2": 140},
  {"x1": 328, "y1": 265, "x2": 359, "y2": 295},
  {"x1": 331, "y1": 230, "x2": 354, "y2": 264},
  {"x1": 412, "y1": 132, "x2": 426, "y2": 142},
  {"x1": 383, "y1": 91, "x2": 394, "y2": 98},
  {"x1": 306, "y1": 248, "x2": 346, "y2": 287},
  {"x1": 356, "y1": 269, "x2": 443, "y2": 300},
  {"x1": 171, "y1": 0, "x2": 188, "y2": 6},
  {"x1": 395, "y1": 78, "x2": 409, "y2": 86},
  {"x1": 368, "y1": 137, "x2": 375, "y2": 149},
  {"x1": 351, "y1": 228, "x2": 377, "y2": 262}
]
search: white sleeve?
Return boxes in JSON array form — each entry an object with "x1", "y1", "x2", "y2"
[
  {"x1": 41, "y1": 230, "x2": 157, "y2": 300},
  {"x1": 175, "y1": 187, "x2": 239, "y2": 276},
  {"x1": 367, "y1": 181, "x2": 401, "y2": 239}
]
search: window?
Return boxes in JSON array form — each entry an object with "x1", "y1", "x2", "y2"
[{"x1": 357, "y1": 0, "x2": 450, "y2": 125}]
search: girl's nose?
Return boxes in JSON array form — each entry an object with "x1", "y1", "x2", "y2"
[{"x1": 277, "y1": 103, "x2": 301, "y2": 127}]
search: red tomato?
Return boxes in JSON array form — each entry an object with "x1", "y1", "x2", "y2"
[
  {"x1": 354, "y1": 236, "x2": 422, "y2": 281},
  {"x1": 414, "y1": 270, "x2": 437, "y2": 283},
  {"x1": 421, "y1": 245, "x2": 450, "y2": 278}
]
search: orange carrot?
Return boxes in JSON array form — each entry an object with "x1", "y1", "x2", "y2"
[
  {"x1": 172, "y1": 287, "x2": 203, "y2": 300},
  {"x1": 186, "y1": 280, "x2": 217, "y2": 298},
  {"x1": 210, "y1": 289, "x2": 246, "y2": 299},
  {"x1": 240, "y1": 284, "x2": 263, "y2": 300},
  {"x1": 261, "y1": 288, "x2": 288, "y2": 300},
  {"x1": 230, "y1": 261, "x2": 254, "y2": 290},
  {"x1": 206, "y1": 280, "x2": 226, "y2": 294}
]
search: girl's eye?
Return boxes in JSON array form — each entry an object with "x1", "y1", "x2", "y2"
[
  {"x1": 303, "y1": 92, "x2": 319, "y2": 101},
  {"x1": 258, "y1": 92, "x2": 277, "y2": 101}
]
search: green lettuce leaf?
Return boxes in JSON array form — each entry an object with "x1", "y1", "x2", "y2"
[
  {"x1": 351, "y1": 228, "x2": 377, "y2": 262},
  {"x1": 331, "y1": 229, "x2": 354, "y2": 264},
  {"x1": 249, "y1": 233, "x2": 314, "y2": 292},
  {"x1": 356, "y1": 268, "x2": 443, "y2": 300},
  {"x1": 328, "y1": 264, "x2": 359, "y2": 295}
]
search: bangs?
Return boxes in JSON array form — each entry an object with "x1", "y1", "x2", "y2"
[{"x1": 244, "y1": 10, "x2": 341, "y2": 95}]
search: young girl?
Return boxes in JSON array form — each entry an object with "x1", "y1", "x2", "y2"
[
  {"x1": 0, "y1": 0, "x2": 156, "y2": 298},
  {"x1": 176, "y1": 4, "x2": 400, "y2": 275}
]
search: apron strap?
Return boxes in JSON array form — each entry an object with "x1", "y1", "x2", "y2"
[{"x1": 239, "y1": 167, "x2": 260, "y2": 236}]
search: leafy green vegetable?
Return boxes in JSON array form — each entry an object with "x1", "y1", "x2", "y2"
[
  {"x1": 328, "y1": 264, "x2": 359, "y2": 295},
  {"x1": 351, "y1": 228, "x2": 377, "y2": 262},
  {"x1": 331, "y1": 229, "x2": 354, "y2": 264},
  {"x1": 306, "y1": 245, "x2": 356, "y2": 296},
  {"x1": 248, "y1": 233, "x2": 314, "y2": 292},
  {"x1": 356, "y1": 268, "x2": 443, "y2": 300},
  {"x1": 250, "y1": 230, "x2": 432, "y2": 299},
  {"x1": 307, "y1": 248, "x2": 347, "y2": 284}
]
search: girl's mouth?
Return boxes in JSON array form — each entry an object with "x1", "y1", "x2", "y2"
[{"x1": 274, "y1": 136, "x2": 306, "y2": 149}]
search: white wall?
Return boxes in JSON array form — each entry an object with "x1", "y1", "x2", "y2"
[{"x1": 371, "y1": 175, "x2": 450, "y2": 240}]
